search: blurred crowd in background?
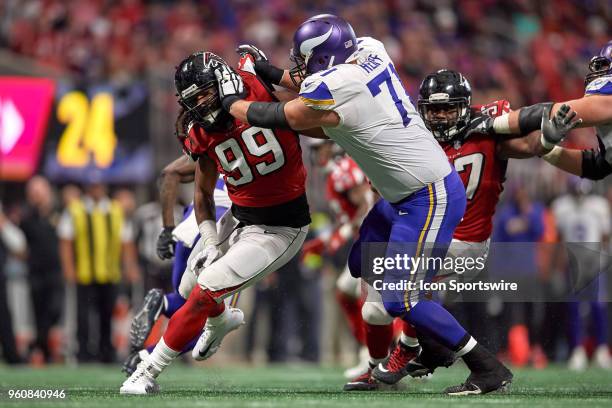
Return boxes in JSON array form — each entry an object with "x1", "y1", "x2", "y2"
[{"x1": 1, "y1": 0, "x2": 611, "y2": 370}]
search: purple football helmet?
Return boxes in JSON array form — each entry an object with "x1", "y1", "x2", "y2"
[
  {"x1": 585, "y1": 40, "x2": 612, "y2": 86},
  {"x1": 289, "y1": 14, "x2": 358, "y2": 85}
]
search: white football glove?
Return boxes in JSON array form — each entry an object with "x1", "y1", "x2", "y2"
[
  {"x1": 540, "y1": 104, "x2": 583, "y2": 150},
  {"x1": 190, "y1": 244, "x2": 221, "y2": 275},
  {"x1": 214, "y1": 64, "x2": 245, "y2": 111}
]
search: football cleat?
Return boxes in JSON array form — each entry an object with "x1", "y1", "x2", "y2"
[
  {"x1": 120, "y1": 360, "x2": 160, "y2": 395},
  {"x1": 445, "y1": 364, "x2": 513, "y2": 396},
  {"x1": 129, "y1": 289, "x2": 164, "y2": 352},
  {"x1": 192, "y1": 307, "x2": 244, "y2": 361},
  {"x1": 405, "y1": 336, "x2": 457, "y2": 378},
  {"x1": 371, "y1": 342, "x2": 419, "y2": 385},
  {"x1": 122, "y1": 349, "x2": 150, "y2": 376},
  {"x1": 343, "y1": 347, "x2": 370, "y2": 379},
  {"x1": 568, "y1": 346, "x2": 588, "y2": 371},
  {"x1": 343, "y1": 368, "x2": 380, "y2": 391}
]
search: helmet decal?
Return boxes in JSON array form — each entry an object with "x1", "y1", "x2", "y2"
[{"x1": 300, "y1": 27, "x2": 334, "y2": 58}]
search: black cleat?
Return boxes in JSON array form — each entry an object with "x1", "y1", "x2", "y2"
[
  {"x1": 121, "y1": 349, "x2": 149, "y2": 376},
  {"x1": 343, "y1": 369, "x2": 380, "y2": 391},
  {"x1": 372, "y1": 343, "x2": 419, "y2": 385},
  {"x1": 405, "y1": 334, "x2": 456, "y2": 378},
  {"x1": 445, "y1": 364, "x2": 513, "y2": 396},
  {"x1": 129, "y1": 289, "x2": 164, "y2": 352}
]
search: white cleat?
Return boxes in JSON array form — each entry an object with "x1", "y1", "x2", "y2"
[
  {"x1": 568, "y1": 346, "x2": 588, "y2": 371},
  {"x1": 594, "y1": 345, "x2": 611, "y2": 369},
  {"x1": 120, "y1": 360, "x2": 160, "y2": 395},
  {"x1": 343, "y1": 347, "x2": 370, "y2": 379},
  {"x1": 192, "y1": 307, "x2": 245, "y2": 361}
]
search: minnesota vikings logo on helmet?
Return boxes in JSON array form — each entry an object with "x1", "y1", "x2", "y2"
[{"x1": 289, "y1": 14, "x2": 359, "y2": 86}]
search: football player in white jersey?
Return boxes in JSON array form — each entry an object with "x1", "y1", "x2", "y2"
[
  {"x1": 552, "y1": 178, "x2": 611, "y2": 370},
  {"x1": 217, "y1": 14, "x2": 512, "y2": 395},
  {"x1": 466, "y1": 41, "x2": 612, "y2": 181}
]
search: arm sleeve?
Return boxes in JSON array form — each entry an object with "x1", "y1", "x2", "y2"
[{"x1": 299, "y1": 77, "x2": 337, "y2": 111}]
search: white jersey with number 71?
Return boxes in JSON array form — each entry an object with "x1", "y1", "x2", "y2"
[{"x1": 298, "y1": 36, "x2": 451, "y2": 202}]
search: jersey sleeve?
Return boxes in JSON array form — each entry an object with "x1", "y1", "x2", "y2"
[
  {"x1": 299, "y1": 75, "x2": 337, "y2": 111},
  {"x1": 585, "y1": 75, "x2": 612, "y2": 95}
]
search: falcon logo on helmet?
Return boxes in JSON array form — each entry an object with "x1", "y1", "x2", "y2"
[
  {"x1": 289, "y1": 14, "x2": 359, "y2": 86},
  {"x1": 417, "y1": 69, "x2": 472, "y2": 143}
]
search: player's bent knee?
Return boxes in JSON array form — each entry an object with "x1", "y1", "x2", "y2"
[
  {"x1": 382, "y1": 300, "x2": 408, "y2": 318},
  {"x1": 362, "y1": 302, "x2": 394, "y2": 325}
]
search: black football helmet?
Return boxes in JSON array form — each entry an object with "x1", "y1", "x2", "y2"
[
  {"x1": 175, "y1": 52, "x2": 231, "y2": 130},
  {"x1": 417, "y1": 69, "x2": 472, "y2": 142}
]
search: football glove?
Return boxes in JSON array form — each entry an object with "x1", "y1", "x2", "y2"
[
  {"x1": 156, "y1": 227, "x2": 175, "y2": 260},
  {"x1": 236, "y1": 44, "x2": 284, "y2": 86},
  {"x1": 214, "y1": 64, "x2": 245, "y2": 111},
  {"x1": 463, "y1": 114, "x2": 495, "y2": 138},
  {"x1": 190, "y1": 244, "x2": 221, "y2": 274},
  {"x1": 540, "y1": 104, "x2": 582, "y2": 149}
]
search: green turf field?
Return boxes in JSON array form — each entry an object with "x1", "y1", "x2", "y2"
[{"x1": 0, "y1": 363, "x2": 611, "y2": 407}]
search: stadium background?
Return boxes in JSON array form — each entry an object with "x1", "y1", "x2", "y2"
[{"x1": 0, "y1": 0, "x2": 611, "y2": 394}]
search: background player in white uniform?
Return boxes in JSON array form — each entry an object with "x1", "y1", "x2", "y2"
[
  {"x1": 220, "y1": 14, "x2": 512, "y2": 395},
  {"x1": 552, "y1": 178, "x2": 611, "y2": 370}
]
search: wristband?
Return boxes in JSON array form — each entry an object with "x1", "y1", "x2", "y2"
[
  {"x1": 198, "y1": 220, "x2": 219, "y2": 246},
  {"x1": 492, "y1": 114, "x2": 511, "y2": 134},
  {"x1": 518, "y1": 102, "x2": 553, "y2": 134},
  {"x1": 541, "y1": 145, "x2": 562, "y2": 165},
  {"x1": 221, "y1": 95, "x2": 241, "y2": 112}
]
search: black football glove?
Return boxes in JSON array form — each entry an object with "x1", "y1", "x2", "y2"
[
  {"x1": 463, "y1": 114, "x2": 495, "y2": 138},
  {"x1": 156, "y1": 227, "x2": 176, "y2": 260},
  {"x1": 214, "y1": 64, "x2": 246, "y2": 111},
  {"x1": 541, "y1": 104, "x2": 582, "y2": 149},
  {"x1": 175, "y1": 106, "x2": 192, "y2": 140},
  {"x1": 236, "y1": 44, "x2": 284, "y2": 86}
]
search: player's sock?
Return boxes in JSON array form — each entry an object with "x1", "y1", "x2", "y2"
[
  {"x1": 146, "y1": 338, "x2": 180, "y2": 378},
  {"x1": 454, "y1": 334, "x2": 502, "y2": 374},
  {"x1": 163, "y1": 293, "x2": 186, "y2": 318},
  {"x1": 404, "y1": 300, "x2": 467, "y2": 350},
  {"x1": 364, "y1": 322, "x2": 394, "y2": 360},
  {"x1": 400, "y1": 322, "x2": 418, "y2": 347},
  {"x1": 147, "y1": 333, "x2": 202, "y2": 356},
  {"x1": 163, "y1": 286, "x2": 224, "y2": 353},
  {"x1": 336, "y1": 290, "x2": 365, "y2": 345}
]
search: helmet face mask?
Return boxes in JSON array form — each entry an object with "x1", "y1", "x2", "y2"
[
  {"x1": 178, "y1": 83, "x2": 222, "y2": 129},
  {"x1": 585, "y1": 55, "x2": 612, "y2": 86},
  {"x1": 584, "y1": 41, "x2": 612, "y2": 87},
  {"x1": 417, "y1": 70, "x2": 472, "y2": 143},
  {"x1": 289, "y1": 48, "x2": 307, "y2": 87}
]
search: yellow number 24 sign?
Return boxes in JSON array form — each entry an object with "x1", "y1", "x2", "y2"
[{"x1": 56, "y1": 91, "x2": 117, "y2": 168}]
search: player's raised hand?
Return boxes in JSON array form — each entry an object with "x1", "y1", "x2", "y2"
[
  {"x1": 156, "y1": 227, "x2": 175, "y2": 260},
  {"x1": 214, "y1": 64, "x2": 245, "y2": 111},
  {"x1": 237, "y1": 44, "x2": 284, "y2": 87},
  {"x1": 541, "y1": 104, "x2": 583, "y2": 149},
  {"x1": 236, "y1": 44, "x2": 268, "y2": 62}
]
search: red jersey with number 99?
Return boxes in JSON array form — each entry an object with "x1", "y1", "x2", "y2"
[
  {"x1": 182, "y1": 70, "x2": 307, "y2": 208},
  {"x1": 441, "y1": 100, "x2": 511, "y2": 242}
]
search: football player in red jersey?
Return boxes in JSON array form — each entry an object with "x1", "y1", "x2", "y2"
[
  {"x1": 348, "y1": 69, "x2": 585, "y2": 392},
  {"x1": 303, "y1": 140, "x2": 375, "y2": 378},
  {"x1": 121, "y1": 52, "x2": 311, "y2": 395}
]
